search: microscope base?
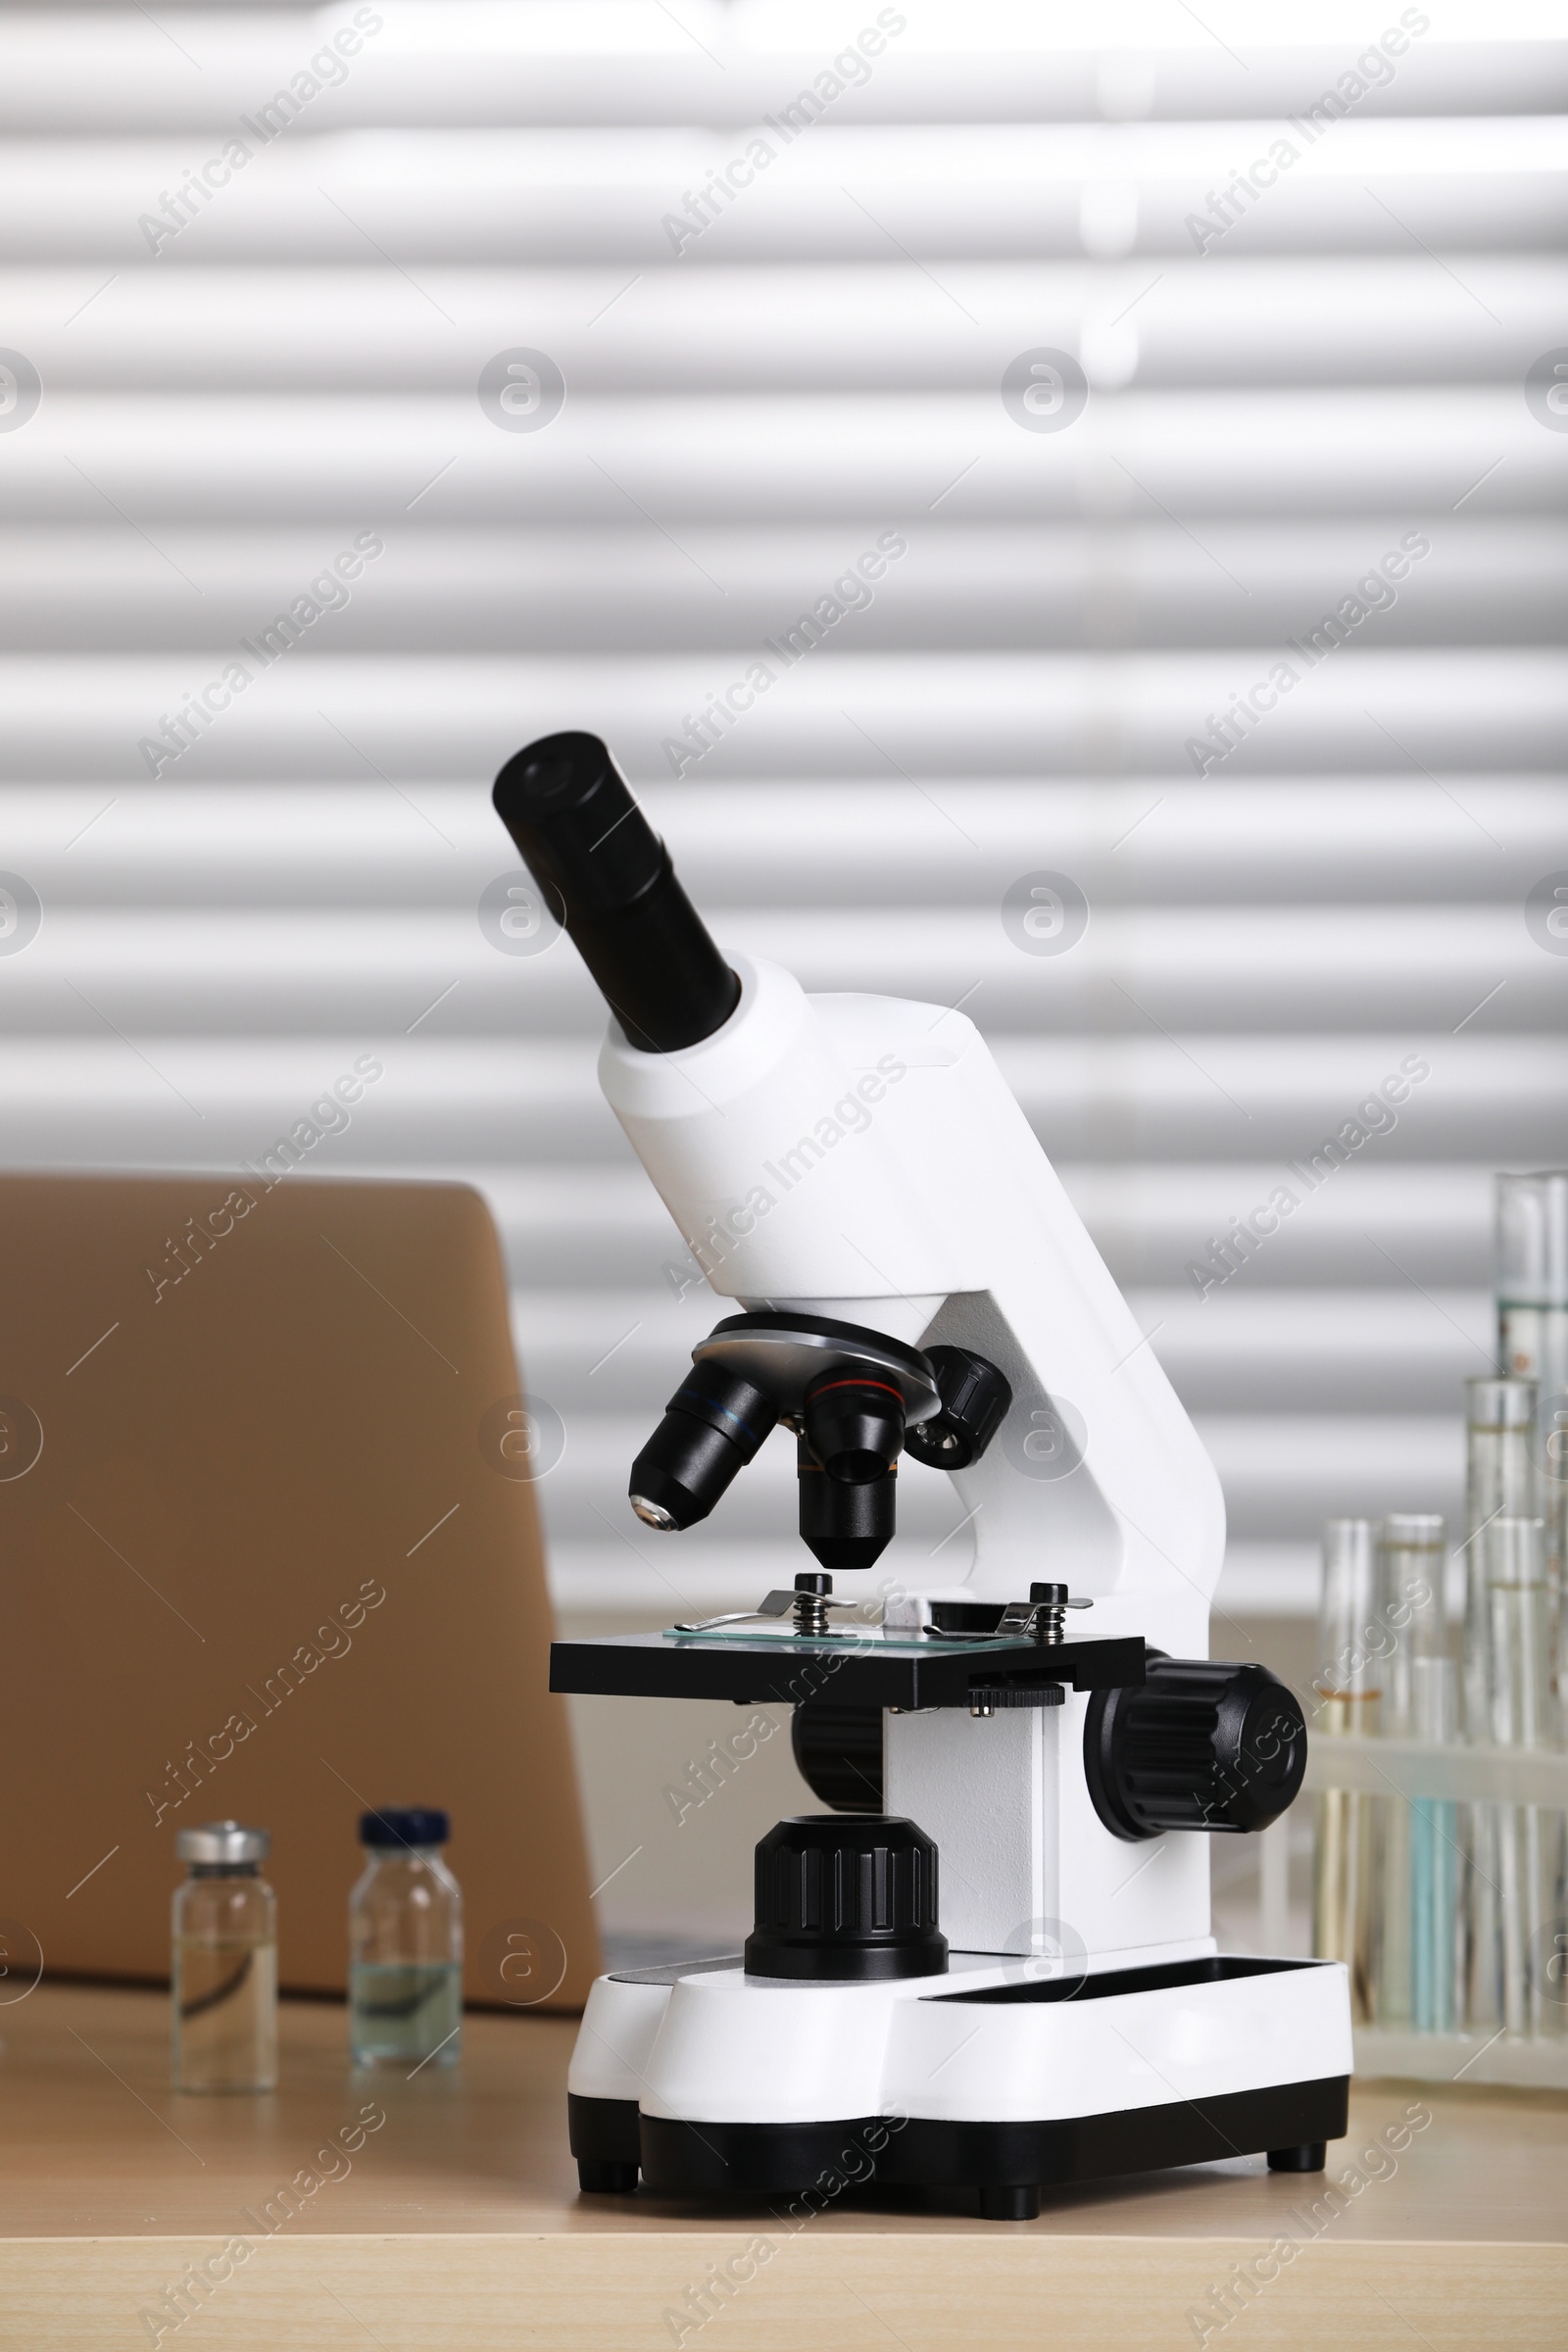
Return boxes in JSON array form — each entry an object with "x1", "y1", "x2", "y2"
[
  {"x1": 573, "y1": 2077, "x2": 1346, "y2": 2216},
  {"x1": 566, "y1": 1950, "x2": 1352, "y2": 2219}
]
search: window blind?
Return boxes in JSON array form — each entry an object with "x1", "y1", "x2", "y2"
[{"x1": 1, "y1": 0, "x2": 1564, "y2": 1617}]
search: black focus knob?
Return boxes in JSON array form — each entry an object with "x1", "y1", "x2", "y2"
[
  {"x1": 903, "y1": 1346, "x2": 1012, "y2": 1470},
  {"x1": 745, "y1": 1815, "x2": 947, "y2": 1981},
  {"x1": 1084, "y1": 1653, "x2": 1307, "y2": 1841}
]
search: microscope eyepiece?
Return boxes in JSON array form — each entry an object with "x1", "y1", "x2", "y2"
[
  {"x1": 628, "y1": 1366, "x2": 778, "y2": 1532},
  {"x1": 492, "y1": 730, "x2": 739, "y2": 1053}
]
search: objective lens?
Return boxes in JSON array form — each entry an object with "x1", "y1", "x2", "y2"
[
  {"x1": 802, "y1": 1370, "x2": 906, "y2": 1484},
  {"x1": 798, "y1": 1435, "x2": 898, "y2": 1573},
  {"x1": 627, "y1": 1367, "x2": 777, "y2": 1532}
]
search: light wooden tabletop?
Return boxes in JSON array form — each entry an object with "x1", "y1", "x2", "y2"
[{"x1": 0, "y1": 1983, "x2": 1562, "y2": 2349}]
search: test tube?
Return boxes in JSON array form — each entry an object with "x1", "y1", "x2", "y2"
[
  {"x1": 1375, "y1": 1515, "x2": 1448, "y2": 2030},
  {"x1": 1409, "y1": 1647, "x2": 1460, "y2": 2034},
  {"x1": 1495, "y1": 1171, "x2": 1568, "y2": 1742},
  {"x1": 1462, "y1": 1378, "x2": 1538, "y2": 1740},
  {"x1": 1312, "y1": 1519, "x2": 1381, "y2": 2021},
  {"x1": 1475, "y1": 1518, "x2": 1561, "y2": 2037},
  {"x1": 1379, "y1": 1512, "x2": 1446, "y2": 1736},
  {"x1": 1496, "y1": 1171, "x2": 1568, "y2": 1396}
]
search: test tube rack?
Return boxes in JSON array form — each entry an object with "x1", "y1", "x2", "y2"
[{"x1": 1301, "y1": 1737, "x2": 1568, "y2": 2088}]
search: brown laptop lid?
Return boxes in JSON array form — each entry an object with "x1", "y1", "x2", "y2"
[{"x1": 0, "y1": 1171, "x2": 599, "y2": 2008}]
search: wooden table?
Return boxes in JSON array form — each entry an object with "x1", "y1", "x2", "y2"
[{"x1": 0, "y1": 1984, "x2": 1562, "y2": 2349}]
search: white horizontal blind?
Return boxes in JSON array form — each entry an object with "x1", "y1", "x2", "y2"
[{"x1": 1, "y1": 1, "x2": 1564, "y2": 1616}]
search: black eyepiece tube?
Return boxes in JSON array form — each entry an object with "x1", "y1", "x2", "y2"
[{"x1": 492, "y1": 730, "x2": 740, "y2": 1053}]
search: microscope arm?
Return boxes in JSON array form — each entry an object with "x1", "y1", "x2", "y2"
[{"x1": 596, "y1": 949, "x2": 1223, "y2": 1655}]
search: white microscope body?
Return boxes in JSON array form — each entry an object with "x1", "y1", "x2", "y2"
[
  {"x1": 492, "y1": 735, "x2": 1350, "y2": 2216},
  {"x1": 602, "y1": 949, "x2": 1220, "y2": 1954}
]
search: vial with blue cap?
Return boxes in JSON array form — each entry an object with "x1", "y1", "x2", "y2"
[{"x1": 349, "y1": 1808, "x2": 463, "y2": 2068}]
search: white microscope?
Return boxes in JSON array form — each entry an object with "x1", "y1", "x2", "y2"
[{"x1": 493, "y1": 733, "x2": 1351, "y2": 2220}]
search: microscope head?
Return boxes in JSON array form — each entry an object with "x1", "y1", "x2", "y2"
[
  {"x1": 493, "y1": 732, "x2": 1014, "y2": 1578},
  {"x1": 495, "y1": 726, "x2": 1224, "y2": 1641}
]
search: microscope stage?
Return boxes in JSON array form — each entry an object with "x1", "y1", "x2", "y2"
[{"x1": 548, "y1": 1629, "x2": 1145, "y2": 1708}]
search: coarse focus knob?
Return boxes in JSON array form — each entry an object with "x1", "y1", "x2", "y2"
[
  {"x1": 745, "y1": 1815, "x2": 948, "y2": 1981},
  {"x1": 902, "y1": 1346, "x2": 1013, "y2": 1470},
  {"x1": 1083, "y1": 1653, "x2": 1307, "y2": 1841}
]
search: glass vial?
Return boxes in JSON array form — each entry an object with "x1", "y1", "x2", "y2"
[
  {"x1": 1312, "y1": 1519, "x2": 1381, "y2": 2021},
  {"x1": 349, "y1": 1807, "x2": 463, "y2": 2068},
  {"x1": 172, "y1": 1821, "x2": 277, "y2": 2092},
  {"x1": 1375, "y1": 1514, "x2": 1448, "y2": 2029}
]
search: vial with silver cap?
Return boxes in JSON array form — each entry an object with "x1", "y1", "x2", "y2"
[{"x1": 172, "y1": 1820, "x2": 277, "y2": 2092}]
